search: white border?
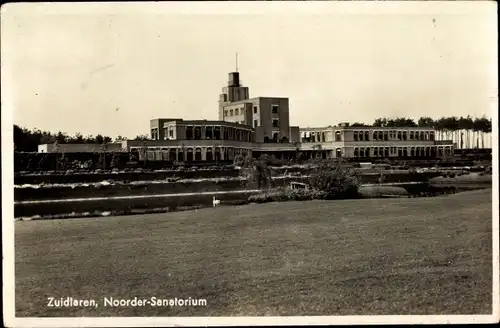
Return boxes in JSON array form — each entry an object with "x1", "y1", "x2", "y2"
[{"x1": 2, "y1": 1, "x2": 499, "y2": 327}]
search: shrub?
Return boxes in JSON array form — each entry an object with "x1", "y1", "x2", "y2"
[{"x1": 308, "y1": 159, "x2": 360, "y2": 199}]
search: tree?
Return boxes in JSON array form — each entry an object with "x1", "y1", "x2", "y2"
[
  {"x1": 55, "y1": 131, "x2": 67, "y2": 144},
  {"x1": 473, "y1": 117, "x2": 482, "y2": 148},
  {"x1": 115, "y1": 135, "x2": 127, "y2": 142},
  {"x1": 433, "y1": 117, "x2": 444, "y2": 141},
  {"x1": 134, "y1": 134, "x2": 150, "y2": 141},
  {"x1": 373, "y1": 118, "x2": 387, "y2": 127},
  {"x1": 84, "y1": 135, "x2": 95, "y2": 144},
  {"x1": 110, "y1": 152, "x2": 121, "y2": 169},
  {"x1": 239, "y1": 155, "x2": 272, "y2": 191},
  {"x1": 393, "y1": 117, "x2": 417, "y2": 127},
  {"x1": 351, "y1": 122, "x2": 369, "y2": 127},
  {"x1": 308, "y1": 159, "x2": 360, "y2": 199},
  {"x1": 448, "y1": 116, "x2": 459, "y2": 145},
  {"x1": 418, "y1": 117, "x2": 434, "y2": 127},
  {"x1": 476, "y1": 116, "x2": 491, "y2": 149},
  {"x1": 463, "y1": 115, "x2": 474, "y2": 148},
  {"x1": 95, "y1": 134, "x2": 104, "y2": 144}
]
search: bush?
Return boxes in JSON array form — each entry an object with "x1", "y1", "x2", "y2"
[{"x1": 308, "y1": 159, "x2": 361, "y2": 199}]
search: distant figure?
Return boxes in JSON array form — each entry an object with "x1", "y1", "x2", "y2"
[{"x1": 213, "y1": 196, "x2": 221, "y2": 207}]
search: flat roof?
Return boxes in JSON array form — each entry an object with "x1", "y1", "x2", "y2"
[
  {"x1": 163, "y1": 120, "x2": 253, "y2": 129},
  {"x1": 300, "y1": 126, "x2": 436, "y2": 130}
]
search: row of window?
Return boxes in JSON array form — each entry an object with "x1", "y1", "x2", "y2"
[
  {"x1": 184, "y1": 126, "x2": 252, "y2": 142},
  {"x1": 225, "y1": 108, "x2": 245, "y2": 117},
  {"x1": 300, "y1": 130, "x2": 436, "y2": 143},
  {"x1": 224, "y1": 104, "x2": 280, "y2": 117},
  {"x1": 301, "y1": 131, "x2": 343, "y2": 143},
  {"x1": 354, "y1": 130, "x2": 435, "y2": 142},
  {"x1": 353, "y1": 146, "x2": 452, "y2": 157},
  {"x1": 135, "y1": 147, "x2": 251, "y2": 162},
  {"x1": 152, "y1": 126, "x2": 252, "y2": 142}
]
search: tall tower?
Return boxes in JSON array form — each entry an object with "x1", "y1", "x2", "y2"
[{"x1": 218, "y1": 55, "x2": 250, "y2": 120}]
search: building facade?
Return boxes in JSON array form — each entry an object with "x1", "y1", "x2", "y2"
[
  {"x1": 38, "y1": 70, "x2": 454, "y2": 161},
  {"x1": 218, "y1": 72, "x2": 300, "y2": 143},
  {"x1": 299, "y1": 124, "x2": 453, "y2": 159}
]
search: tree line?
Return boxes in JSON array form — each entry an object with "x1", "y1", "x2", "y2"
[
  {"x1": 13, "y1": 125, "x2": 149, "y2": 152},
  {"x1": 14, "y1": 114, "x2": 492, "y2": 152}
]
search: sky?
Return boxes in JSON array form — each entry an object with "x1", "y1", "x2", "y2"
[{"x1": 1, "y1": 1, "x2": 497, "y2": 139}]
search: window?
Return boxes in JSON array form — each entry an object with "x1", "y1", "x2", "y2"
[
  {"x1": 224, "y1": 110, "x2": 228, "y2": 117},
  {"x1": 409, "y1": 131, "x2": 414, "y2": 140},
  {"x1": 365, "y1": 131, "x2": 369, "y2": 141},
  {"x1": 169, "y1": 129, "x2": 173, "y2": 138},
  {"x1": 271, "y1": 105, "x2": 279, "y2": 114},
  {"x1": 272, "y1": 119, "x2": 279, "y2": 128},
  {"x1": 353, "y1": 131, "x2": 359, "y2": 141},
  {"x1": 359, "y1": 131, "x2": 364, "y2": 141},
  {"x1": 335, "y1": 131, "x2": 342, "y2": 142},
  {"x1": 229, "y1": 109, "x2": 233, "y2": 116},
  {"x1": 254, "y1": 120, "x2": 258, "y2": 128},
  {"x1": 235, "y1": 108, "x2": 239, "y2": 115},
  {"x1": 253, "y1": 106, "x2": 258, "y2": 114}
]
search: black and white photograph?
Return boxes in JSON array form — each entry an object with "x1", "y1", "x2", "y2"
[{"x1": 2, "y1": 1, "x2": 498, "y2": 326}]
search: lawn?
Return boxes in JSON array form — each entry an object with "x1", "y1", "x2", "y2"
[{"x1": 15, "y1": 189, "x2": 493, "y2": 316}]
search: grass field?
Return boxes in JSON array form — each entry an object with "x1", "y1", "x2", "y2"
[{"x1": 15, "y1": 189, "x2": 492, "y2": 316}]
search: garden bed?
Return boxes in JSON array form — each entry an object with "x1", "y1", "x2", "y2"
[
  {"x1": 15, "y1": 163, "x2": 481, "y2": 185},
  {"x1": 13, "y1": 168, "x2": 240, "y2": 185},
  {"x1": 13, "y1": 171, "x2": 451, "y2": 202}
]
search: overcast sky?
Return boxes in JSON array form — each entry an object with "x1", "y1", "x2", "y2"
[{"x1": 1, "y1": 1, "x2": 497, "y2": 138}]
